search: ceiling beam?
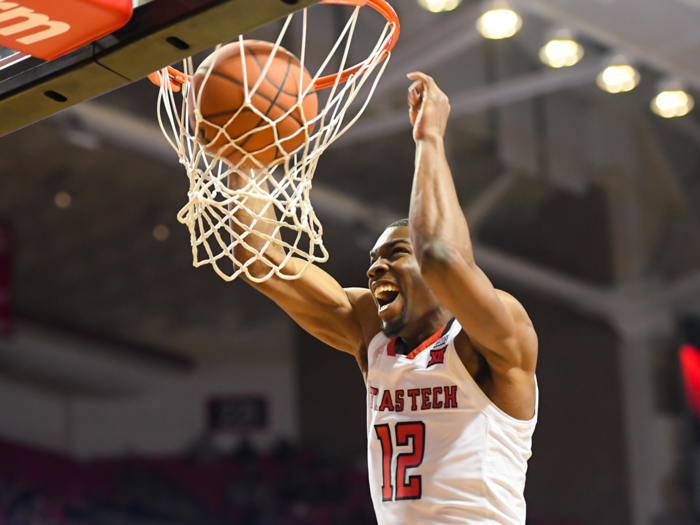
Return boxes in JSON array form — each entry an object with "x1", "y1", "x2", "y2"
[
  {"x1": 464, "y1": 172, "x2": 518, "y2": 234},
  {"x1": 672, "y1": 0, "x2": 700, "y2": 10},
  {"x1": 473, "y1": 243, "x2": 615, "y2": 314},
  {"x1": 374, "y1": 4, "x2": 483, "y2": 98},
  {"x1": 663, "y1": 267, "x2": 700, "y2": 307},
  {"x1": 64, "y1": 102, "x2": 177, "y2": 165},
  {"x1": 339, "y1": 57, "x2": 608, "y2": 147},
  {"x1": 517, "y1": 0, "x2": 700, "y2": 90}
]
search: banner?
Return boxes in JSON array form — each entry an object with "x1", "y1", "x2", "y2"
[{"x1": 0, "y1": 221, "x2": 12, "y2": 339}]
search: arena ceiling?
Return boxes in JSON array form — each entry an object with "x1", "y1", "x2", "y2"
[{"x1": 0, "y1": 0, "x2": 700, "y2": 364}]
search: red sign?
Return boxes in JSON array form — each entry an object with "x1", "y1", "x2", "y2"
[
  {"x1": 680, "y1": 344, "x2": 700, "y2": 420},
  {"x1": 0, "y1": 221, "x2": 11, "y2": 338},
  {"x1": 0, "y1": 0, "x2": 133, "y2": 61}
]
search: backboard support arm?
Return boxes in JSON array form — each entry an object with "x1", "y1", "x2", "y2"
[{"x1": 0, "y1": 0, "x2": 321, "y2": 137}]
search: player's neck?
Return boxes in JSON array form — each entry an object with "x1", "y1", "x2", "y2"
[{"x1": 398, "y1": 310, "x2": 453, "y2": 354}]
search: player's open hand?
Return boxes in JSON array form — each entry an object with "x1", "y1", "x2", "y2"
[{"x1": 407, "y1": 72, "x2": 450, "y2": 143}]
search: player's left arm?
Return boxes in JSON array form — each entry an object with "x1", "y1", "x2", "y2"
[{"x1": 406, "y1": 72, "x2": 538, "y2": 381}]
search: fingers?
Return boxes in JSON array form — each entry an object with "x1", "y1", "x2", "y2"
[
  {"x1": 406, "y1": 72, "x2": 443, "y2": 105},
  {"x1": 407, "y1": 72, "x2": 437, "y2": 92},
  {"x1": 409, "y1": 72, "x2": 450, "y2": 107},
  {"x1": 408, "y1": 79, "x2": 424, "y2": 95},
  {"x1": 405, "y1": 72, "x2": 451, "y2": 141},
  {"x1": 408, "y1": 79, "x2": 423, "y2": 108},
  {"x1": 407, "y1": 71, "x2": 433, "y2": 83}
]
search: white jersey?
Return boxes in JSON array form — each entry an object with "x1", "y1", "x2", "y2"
[{"x1": 366, "y1": 319, "x2": 537, "y2": 525}]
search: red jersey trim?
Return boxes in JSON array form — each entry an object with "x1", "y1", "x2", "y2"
[
  {"x1": 405, "y1": 322, "x2": 449, "y2": 359},
  {"x1": 386, "y1": 321, "x2": 450, "y2": 360}
]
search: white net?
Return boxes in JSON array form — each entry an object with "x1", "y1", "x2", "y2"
[{"x1": 153, "y1": 3, "x2": 397, "y2": 283}]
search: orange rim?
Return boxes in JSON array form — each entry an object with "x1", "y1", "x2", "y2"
[
  {"x1": 148, "y1": 0, "x2": 399, "y2": 91},
  {"x1": 148, "y1": 68, "x2": 188, "y2": 92},
  {"x1": 314, "y1": 0, "x2": 399, "y2": 90}
]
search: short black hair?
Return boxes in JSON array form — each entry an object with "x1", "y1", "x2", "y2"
[{"x1": 387, "y1": 218, "x2": 409, "y2": 229}]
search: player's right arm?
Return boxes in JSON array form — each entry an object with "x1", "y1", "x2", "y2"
[{"x1": 228, "y1": 171, "x2": 378, "y2": 365}]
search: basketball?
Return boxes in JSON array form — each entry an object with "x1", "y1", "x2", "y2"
[{"x1": 189, "y1": 40, "x2": 319, "y2": 168}]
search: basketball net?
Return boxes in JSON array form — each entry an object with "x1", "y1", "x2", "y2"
[{"x1": 151, "y1": 1, "x2": 398, "y2": 283}]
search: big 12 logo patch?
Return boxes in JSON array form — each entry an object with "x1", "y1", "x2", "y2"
[{"x1": 427, "y1": 346, "x2": 447, "y2": 368}]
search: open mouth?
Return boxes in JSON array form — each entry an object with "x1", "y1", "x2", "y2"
[{"x1": 374, "y1": 283, "x2": 400, "y2": 313}]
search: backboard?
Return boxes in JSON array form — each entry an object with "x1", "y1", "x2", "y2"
[{"x1": 0, "y1": 0, "x2": 320, "y2": 137}]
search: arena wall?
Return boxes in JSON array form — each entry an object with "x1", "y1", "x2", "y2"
[{"x1": 0, "y1": 318, "x2": 300, "y2": 458}]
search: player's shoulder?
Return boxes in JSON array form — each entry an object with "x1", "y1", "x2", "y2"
[
  {"x1": 494, "y1": 289, "x2": 538, "y2": 367},
  {"x1": 345, "y1": 287, "x2": 382, "y2": 347},
  {"x1": 495, "y1": 289, "x2": 532, "y2": 325}
]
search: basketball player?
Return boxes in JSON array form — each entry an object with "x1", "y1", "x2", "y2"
[{"x1": 229, "y1": 73, "x2": 538, "y2": 525}]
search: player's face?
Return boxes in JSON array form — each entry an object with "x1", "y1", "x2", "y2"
[{"x1": 367, "y1": 226, "x2": 444, "y2": 338}]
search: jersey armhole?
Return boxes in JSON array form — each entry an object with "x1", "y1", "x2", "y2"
[
  {"x1": 449, "y1": 322, "x2": 539, "y2": 428},
  {"x1": 366, "y1": 331, "x2": 389, "y2": 369}
]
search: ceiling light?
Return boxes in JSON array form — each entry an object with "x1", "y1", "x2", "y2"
[
  {"x1": 651, "y1": 79, "x2": 695, "y2": 118},
  {"x1": 55, "y1": 191, "x2": 71, "y2": 209},
  {"x1": 477, "y1": 2, "x2": 522, "y2": 40},
  {"x1": 540, "y1": 40, "x2": 583, "y2": 68},
  {"x1": 652, "y1": 91, "x2": 694, "y2": 118},
  {"x1": 153, "y1": 224, "x2": 170, "y2": 242},
  {"x1": 417, "y1": 0, "x2": 462, "y2": 12},
  {"x1": 597, "y1": 56, "x2": 640, "y2": 93},
  {"x1": 539, "y1": 28, "x2": 583, "y2": 68}
]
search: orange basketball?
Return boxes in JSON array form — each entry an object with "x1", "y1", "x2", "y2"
[{"x1": 189, "y1": 40, "x2": 318, "y2": 168}]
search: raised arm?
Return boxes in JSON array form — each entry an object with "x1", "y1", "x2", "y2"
[
  {"x1": 405, "y1": 72, "x2": 537, "y2": 386},
  {"x1": 227, "y1": 170, "x2": 378, "y2": 369}
]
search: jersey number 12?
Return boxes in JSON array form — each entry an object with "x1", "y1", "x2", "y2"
[{"x1": 374, "y1": 421, "x2": 425, "y2": 501}]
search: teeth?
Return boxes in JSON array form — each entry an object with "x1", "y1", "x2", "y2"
[
  {"x1": 374, "y1": 284, "x2": 399, "y2": 299},
  {"x1": 379, "y1": 303, "x2": 391, "y2": 312}
]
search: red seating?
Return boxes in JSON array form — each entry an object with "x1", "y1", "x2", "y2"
[{"x1": 0, "y1": 0, "x2": 133, "y2": 61}]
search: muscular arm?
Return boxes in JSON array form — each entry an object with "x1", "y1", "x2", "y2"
[
  {"x1": 406, "y1": 73, "x2": 537, "y2": 381},
  {"x1": 228, "y1": 170, "x2": 378, "y2": 366}
]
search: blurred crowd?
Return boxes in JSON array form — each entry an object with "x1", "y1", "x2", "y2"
[{"x1": 0, "y1": 439, "x2": 376, "y2": 525}]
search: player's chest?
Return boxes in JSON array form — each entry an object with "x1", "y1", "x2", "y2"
[
  {"x1": 369, "y1": 341, "x2": 454, "y2": 383},
  {"x1": 367, "y1": 352, "x2": 462, "y2": 416}
]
